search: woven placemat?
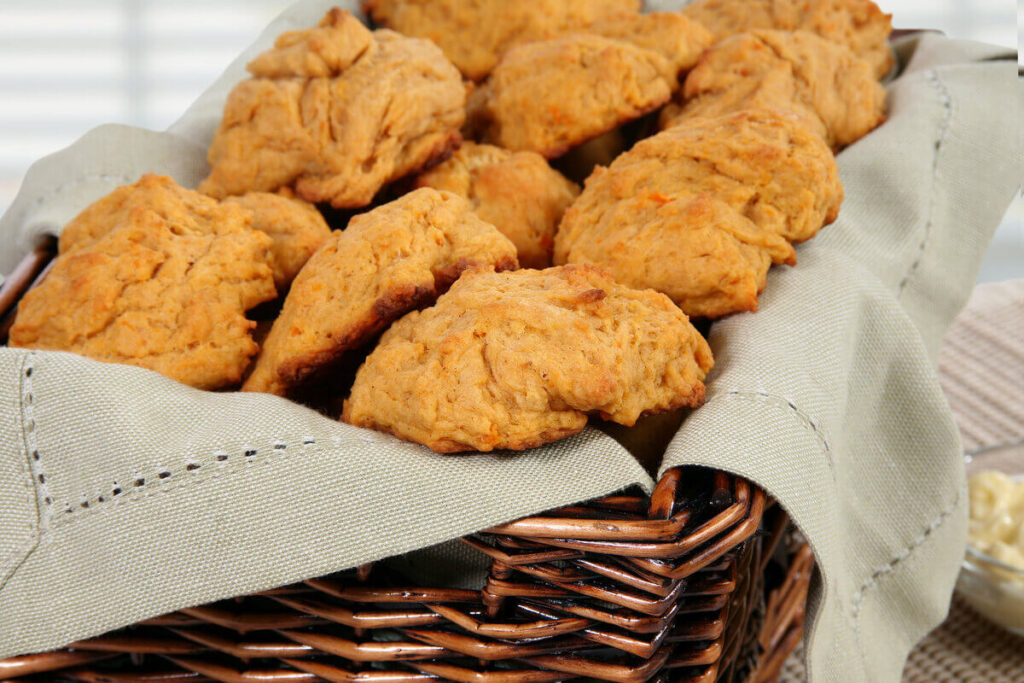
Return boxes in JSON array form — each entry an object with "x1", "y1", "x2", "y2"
[
  {"x1": 937, "y1": 279, "x2": 1024, "y2": 454},
  {"x1": 902, "y1": 596, "x2": 1024, "y2": 682},
  {"x1": 780, "y1": 280, "x2": 1024, "y2": 681},
  {"x1": 780, "y1": 596, "x2": 1024, "y2": 682}
]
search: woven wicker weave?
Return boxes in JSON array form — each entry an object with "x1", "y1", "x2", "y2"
[
  {"x1": 0, "y1": 245, "x2": 814, "y2": 683},
  {"x1": 0, "y1": 468, "x2": 810, "y2": 682}
]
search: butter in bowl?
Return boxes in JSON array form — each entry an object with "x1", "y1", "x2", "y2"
[{"x1": 958, "y1": 442, "x2": 1024, "y2": 635}]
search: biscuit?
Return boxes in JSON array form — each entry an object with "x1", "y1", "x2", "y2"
[
  {"x1": 11, "y1": 177, "x2": 276, "y2": 389},
  {"x1": 199, "y1": 8, "x2": 465, "y2": 208},
  {"x1": 58, "y1": 176, "x2": 330, "y2": 292},
  {"x1": 682, "y1": 0, "x2": 893, "y2": 78},
  {"x1": 583, "y1": 11, "x2": 713, "y2": 86},
  {"x1": 242, "y1": 188, "x2": 518, "y2": 396},
  {"x1": 59, "y1": 173, "x2": 220, "y2": 253},
  {"x1": 555, "y1": 109, "x2": 842, "y2": 318},
  {"x1": 467, "y1": 34, "x2": 673, "y2": 158},
  {"x1": 660, "y1": 29, "x2": 886, "y2": 149},
  {"x1": 222, "y1": 191, "x2": 331, "y2": 289},
  {"x1": 342, "y1": 264, "x2": 713, "y2": 453},
  {"x1": 362, "y1": 0, "x2": 640, "y2": 81},
  {"x1": 414, "y1": 142, "x2": 579, "y2": 269}
]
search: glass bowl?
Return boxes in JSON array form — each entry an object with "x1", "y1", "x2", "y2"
[{"x1": 957, "y1": 442, "x2": 1024, "y2": 635}]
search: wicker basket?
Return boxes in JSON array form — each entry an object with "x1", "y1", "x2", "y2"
[{"x1": 0, "y1": 243, "x2": 813, "y2": 683}]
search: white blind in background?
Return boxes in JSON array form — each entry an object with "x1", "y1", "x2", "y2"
[
  {"x1": 0, "y1": 0, "x2": 1019, "y2": 279},
  {"x1": 0, "y1": 0, "x2": 286, "y2": 213}
]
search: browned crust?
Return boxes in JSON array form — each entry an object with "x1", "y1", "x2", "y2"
[
  {"x1": 425, "y1": 423, "x2": 589, "y2": 454},
  {"x1": 302, "y1": 130, "x2": 464, "y2": 209},
  {"x1": 276, "y1": 252, "x2": 515, "y2": 392},
  {"x1": 277, "y1": 282, "x2": 435, "y2": 388},
  {"x1": 363, "y1": 384, "x2": 705, "y2": 451},
  {"x1": 576, "y1": 288, "x2": 608, "y2": 303},
  {"x1": 432, "y1": 258, "x2": 481, "y2": 293},
  {"x1": 541, "y1": 96, "x2": 669, "y2": 160},
  {"x1": 377, "y1": 130, "x2": 465, "y2": 208},
  {"x1": 433, "y1": 254, "x2": 520, "y2": 292},
  {"x1": 426, "y1": 381, "x2": 705, "y2": 450},
  {"x1": 603, "y1": 382, "x2": 708, "y2": 426},
  {"x1": 426, "y1": 130, "x2": 463, "y2": 169}
]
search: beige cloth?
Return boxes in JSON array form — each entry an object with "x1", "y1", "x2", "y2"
[
  {"x1": 0, "y1": 4, "x2": 1020, "y2": 682},
  {"x1": 903, "y1": 594, "x2": 1024, "y2": 682},
  {"x1": 781, "y1": 281, "x2": 1024, "y2": 681},
  {"x1": 784, "y1": 596, "x2": 1024, "y2": 683}
]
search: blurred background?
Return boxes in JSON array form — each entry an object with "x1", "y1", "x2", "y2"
[{"x1": 0, "y1": 0, "x2": 1019, "y2": 280}]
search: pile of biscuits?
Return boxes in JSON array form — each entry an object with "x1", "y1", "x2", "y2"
[{"x1": 9, "y1": 0, "x2": 892, "y2": 453}]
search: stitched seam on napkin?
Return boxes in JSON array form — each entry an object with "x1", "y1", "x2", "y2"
[
  {"x1": 1, "y1": 353, "x2": 42, "y2": 592},
  {"x1": 898, "y1": 69, "x2": 954, "y2": 294},
  {"x1": 850, "y1": 485, "x2": 963, "y2": 675},
  {"x1": 20, "y1": 352, "x2": 51, "y2": 528},
  {"x1": 850, "y1": 486, "x2": 962, "y2": 621},
  {"x1": 45, "y1": 433, "x2": 388, "y2": 528},
  {"x1": 710, "y1": 390, "x2": 834, "y2": 471}
]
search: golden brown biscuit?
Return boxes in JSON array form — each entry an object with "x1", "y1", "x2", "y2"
[
  {"x1": 58, "y1": 176, "x2": 330, "y2": 293},
  {"x1": 556, "y1": 109, "x2": 842, "y2": 318},
  {"x1": 222, "y1": 191, "x2": 331, "y2": 289},
  {"x1": 660, "y1": 30, "x2": 886, "y2": 149},
  {"x1": 59, "y1": 174, "x2": 218, "y2": 253},
  {"x1": 11, "y1": 178, "x2": 276, "y2": 389},
  {"x1": 584, "y1": 11, "x2": 714, "y2": 85},
  {"x1": 199, "y1": 8, "x2": 465, "y2": 208},
  {"x1": 682, "y1": 0, "x2": 893, "y2": 78},
  {"x1": 467, "y1": 34, "x2": 673, "y2": 158},
  {"x1": 414, "y1": 142, "x2": 579, "y2": 269},
  {"x1": 362, "y1": 0, "x2": 640, "y2": 81},
  {"x1": 243, "y1": 188, "x2": 518, "y2": 396},
  {"x1": 342, "y1": 264, "x2": 713, "y2": 453}
]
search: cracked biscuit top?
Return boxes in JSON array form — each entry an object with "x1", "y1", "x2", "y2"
[
  {"x1": 199, "y1": 8, "x2": 466, "y2": 208},
  {"x1": 59, "y1": 173, "x2": 223, "y2": 253},
  {"x1": 682, "y1": 0, "x2": 893, "y2": 78},
  {"x1": 414, "y1": 142, "x2": 579, "y2": 269},
  {"x1": 59, "y1": 176, "x2": 330, "y2": 292},
  {"x1": 10, "y1": 174, "x2": 276, "y2": 389},
  {"x1": 467, "y1": 34, "x2": 673, "y2": 158},
  {"x1": 556, "y1": 109, "x2": 842, "y2": 318},
  {"x1": 242, "y1": 188, "x2": 518, "y2": 397},
  {"x1": 342, "y1": 264, "x2": 713, "y2": 453},
  {"x1": 362, "y1": 0, "x2": 640, "y2": 81},
  {"x1": 660, "y1": 29, "x2": 886, "y2": 149}
]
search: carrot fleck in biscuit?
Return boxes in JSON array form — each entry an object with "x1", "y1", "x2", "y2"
[
  {"x1": 11, "y1": 175, "x2": 276, "y2": 389},
  {"x1": 362, "y1": 0, "x2": 640, "y2": 81},
  {"x1": 660, "y1": 29, "x2": 886, "y2": 149},
  {"x1": 556, "y1": 109, "x2": 843, "y2": 318},
  {"x1": 222, "y1": 191, "x2": 331, "y2": 290},
  {"x1": 467, "y1": 34, "x2": 673, "y2": 158},
  {"x1": 414, "y1": 142, "x2": 579, "y2": 269},
  {"x1": 682, "y1": 0, "x2": 893, "y2": 78},
  {"x1": 199, "y1": 8, "x2": 465, "y2": 208},
  {"x1": 342, "y1": 264, "x2": 713, "y2": 453},
  {"x1": 242, "y1": 188, "x2": 518, "y2": 397}
]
